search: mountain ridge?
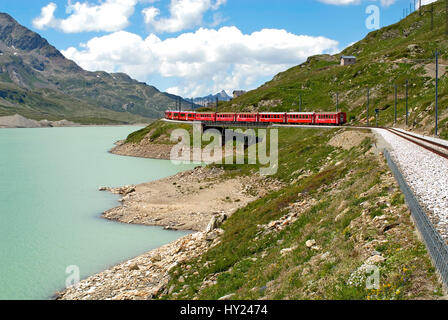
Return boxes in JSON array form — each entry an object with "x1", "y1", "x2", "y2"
[{"x1": 0, "y1": 12, "x2": 189, "y2": 124}]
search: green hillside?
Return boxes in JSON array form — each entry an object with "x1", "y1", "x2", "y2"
[{"x1": 219, "y1": 0, "x2": 448, "y2": 138}]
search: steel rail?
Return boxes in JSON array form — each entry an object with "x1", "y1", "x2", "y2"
[
  {"x1": 389, "y1": 128, "x2": 448, "y2": 152},
  {"x1": 385, "y1": 128, "x2": 448, "y2": 160}
]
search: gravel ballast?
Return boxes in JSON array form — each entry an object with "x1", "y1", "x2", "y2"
[{"x1": 374, "y1": 128, "x2": 448, "y2": 241}]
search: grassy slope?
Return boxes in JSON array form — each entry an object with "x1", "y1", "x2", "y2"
[
  {"x1": 159, "y1": 128, "x2": 442, "y2": 300},
  {"x1": 217, "y1": 0, "x2": 448, "y2": 138},
  {"x1": 124, "y1": 120, "x2": 194, "y2": 144}
]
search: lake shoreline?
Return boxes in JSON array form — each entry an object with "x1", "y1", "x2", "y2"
[
  {"x1": 0, "y1": 113, "x2": 151, "y2": 129},
  {"x1": 57, "y1": 141, "x2": 283, "y2": 300}
]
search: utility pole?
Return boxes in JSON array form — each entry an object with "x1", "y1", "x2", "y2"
[
  {"x1": 375, "y1": 109, "x2": 379, "y2": 127},
  {"x1": 435, "y1": 49, "x2": 439, "y2": 136},
  {"x1": 336, "y1": 92, "x2": 339, "y2": 112},
  {"x1": 405, "y1": 80, "x2": 409, "y2": 126},
  {"x1": 446, "y1": 0, "x2": 448, "y2": 35},
  {"x1": 216, "y1": 97, "x2": 219, "y2": 114},
  {"x1": 419, "y1": 0, "x2": 422, "y2": 16},
  {"x1": 431, "y1": 3, "x2": 434, "y2": 31},
  {"x1": 191, "y1": 98, "x2": 194, "y2": 110},
  {"x1": 394, "y1": 84, "x2": 398, "y2": 125},
  {"x1": 366, "y1": 88, "x2": 370, "y2": 127}
]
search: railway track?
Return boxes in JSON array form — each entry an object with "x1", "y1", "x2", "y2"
[{"x1": 385, "y1": 128, "x2": 448, "y2": 160}]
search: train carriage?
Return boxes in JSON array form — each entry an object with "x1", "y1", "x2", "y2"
[
  {"x1": 165, "y1": 110, "x2": 180, "y2": 120},
  {"x1": 259, "y1": 112, "x2": 287, "y2": 124},
  {"x1": 165, "y1": 111, "x2": 172, "y2": 120},
  {"x1": 314, "y1": 112, "x2": 347, "y2": 125},
  {"x1": 236, "y1": 113, "x2": 259, "y2": 123},
  {"x1": 286, "y1": 112, "x2": 315, "y2": 125},
  {"x1": 339, "y1": 112, "x2": 347, "y2": 125},
  {"x1": 195, "y1": 112, "x2": 216, "y2": 122},
  {"x1": 216, "y1": 113, "x2": 237, "y2": 122},
  {"x1": 178, "y1": 111, "x2": 196, "y2": 121}
]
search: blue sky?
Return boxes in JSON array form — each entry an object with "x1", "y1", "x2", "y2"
[{"x1": 0, "y1": 0, "x2": 433, "y2": 97}]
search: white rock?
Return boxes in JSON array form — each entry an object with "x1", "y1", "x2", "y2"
[{"x1": 305, "y1": 240, "x2": 316, "y2": 248}]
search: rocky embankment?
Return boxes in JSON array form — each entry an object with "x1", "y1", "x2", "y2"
[
  {"x1": 57, "y1": 165, "x2": 283, "y2": 299},
  {"x1": 58, "y1": 223, "x2": 221, "y2": 300},
  {"x1": 110, "y1": 139, "x2": 173, "y2": 160}
]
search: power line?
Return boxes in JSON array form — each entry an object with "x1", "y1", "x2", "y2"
[
  {"x1": 446, "y1": 0, "x2": 448, "y2": 35},
  {"x1": 366, "y1": 87, "x2": 370, "y2": 127},
  {"x1": 435, "y1": 49, "x2": 439, "y2": 136},
  {"x1": 394, "y1": 84, "x2": 398, "y2": 125},
  {"x1": 431, "y1": 3, "x2": 434, "y2": 31},
  {"x1": 405, "y1": 79, "x2": 409, "y2": 126},
  {"x1": 336, "y1": 92, "x2": 339, "y2": 112}
]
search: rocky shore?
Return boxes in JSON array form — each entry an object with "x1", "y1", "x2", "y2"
[
  {"x1": 101, "y1": 166, "x2": 282, "y2": 231},
  {"x1": 110, "y1": 139, "x2": 174, "y2": 160},
  {"x1": 57, "y1": 162, "x2": 283, "y2": 299},
  {"x1": 57, "y1": 223, "x2": 220, "y2": 300}
]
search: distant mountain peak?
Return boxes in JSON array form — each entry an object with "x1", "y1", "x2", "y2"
[
  {"x1": 0, "y1": 12, "x2": 54, "y2": 53},
  {"x1": 190, "y1": 90, "x2": 231, "y2": 106}
]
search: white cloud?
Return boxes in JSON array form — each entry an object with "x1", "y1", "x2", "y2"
[
  {"x1": 379, "y1": 0, "x2": 396, "y2": 7},
  {"x1": 142, "y1": 0, "x2": 226, "y2": 33},
  {"x1": 318, "y1": 0, "x2": 438, "y2": 9},
  {"x1": 318, "y1": 0, "x2": 361, "y2": 5},
  {"x1": 32, "y1": 2, "x2": 58, "y2": 30},
  {"x1": 318, "y1": 0, "x2": 397, "y2": 7},
  {"x1": 416, "y1": 0, "x2": 437, "y2": 9},
  {"x1": 33, "y1": 0, "x2": 138, "y2": 33},
  {"x1": 62, "y1": 26, "x2": 339, "y2": 96}
]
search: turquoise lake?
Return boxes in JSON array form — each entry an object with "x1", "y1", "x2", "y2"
[{"x1": 0, "y1": 126, "x2": 195, "y2": 300}]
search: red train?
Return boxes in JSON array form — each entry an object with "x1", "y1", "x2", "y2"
[{"x1": 165, "y1": 111, "x2": 347, "y2": 126}]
